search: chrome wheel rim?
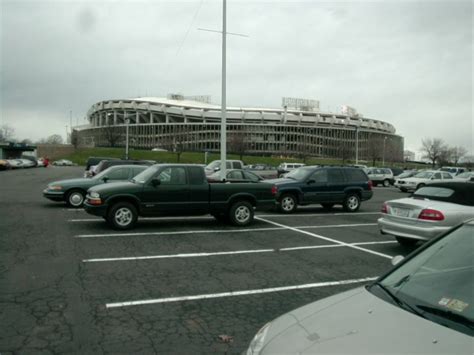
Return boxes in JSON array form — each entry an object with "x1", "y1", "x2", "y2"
[
  {"x1": 281, "y1": 197, "x2": 295, "y2": 211},
  {"x1": 235, "y1": 205, "x2": 250, "y2": 223},
  {"x1": 69, "y1": 192, "x2": 84, "y2": 207},
  {"x1": 347, "y1": 196, "x2": 359, "y2": 210},
  {"x1": 115, "y1": 207, "x2": 133, "y2": 226},
  {"x1": 383, "y1": 180, "x2": 389, "y2": 187}
]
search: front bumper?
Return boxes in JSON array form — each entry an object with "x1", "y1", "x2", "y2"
[
  {"x1": 83, "y1": 201, "x2": 108, "y2": 217},
  {"x1": 43, "y1": 189, "x2": 65, "y2": 202},
  {"x1": 378, "y1": 216, "x2": 449, "y2": 241}
]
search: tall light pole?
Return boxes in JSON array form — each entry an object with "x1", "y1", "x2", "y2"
[
  {"x1": 220, "y1": 0, "x2": 227, "y2": 181},
  {"x1": 355, "y1": 126, "x2": 359, "y2": 164},
  {"x1": 125, "y1": 112, "x2": 130, "y2": 160},
  {"x1": 382, "y1": 136, "x2": 387, "y2": 166}
]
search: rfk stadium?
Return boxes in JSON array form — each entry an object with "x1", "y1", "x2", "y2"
[{"x1": 75, "y1": 95, "x2": 403, "y2": 161}]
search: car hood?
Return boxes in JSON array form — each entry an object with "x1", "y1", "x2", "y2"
[
  {"x1": 88, "y1": 181, "x2": 140, "y2": 194},
  {"x1": 257, "y1": 287, "x2": 471, "y2": 354},
  {"x1": 48, "y1": 178, "x2": 95, "y2": 187}
]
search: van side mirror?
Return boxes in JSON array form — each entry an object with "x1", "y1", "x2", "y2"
[{"x1": 151, "y1": 178, "x2": 161, "y2": 186}]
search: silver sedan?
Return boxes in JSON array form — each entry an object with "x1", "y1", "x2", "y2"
[{"x1": 378, "y1": 182, "x2": 474, "y2": 246}]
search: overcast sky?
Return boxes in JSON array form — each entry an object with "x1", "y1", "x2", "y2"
[{"x1": 1, "y1": 0, "x2": 472, "y2": 157}]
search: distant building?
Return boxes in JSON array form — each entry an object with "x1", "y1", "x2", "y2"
[{"x1": 75, "y1": 96, "x2": 404, "y2": 161}]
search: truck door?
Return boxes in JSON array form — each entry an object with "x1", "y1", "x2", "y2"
[
  {"x1": 302, "y1": 169, "x2": 328, "y2": 203},
  {"x1": 187, "y1": 166, "x2": 209, "y2": 214}
]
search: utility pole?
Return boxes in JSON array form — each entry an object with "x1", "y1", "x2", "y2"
[
  {"x1": 355, "y1": 126, "x2": 359, "y2": 164},
  {"x1": 125, "y1": 113, "x2": 130, "y2": 160},
  {"x1": 382, "y1": 136, "x2": 387, "y2": 166},
  {"x1": 219, "y1": 0, "x2": 227, "y2": 181}
]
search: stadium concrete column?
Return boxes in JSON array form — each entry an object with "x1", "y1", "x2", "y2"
[{"x1": 114, "y1": 111, "x2": 117, "y2": 125}]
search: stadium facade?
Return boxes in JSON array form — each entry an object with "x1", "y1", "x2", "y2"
[{"x1": 75, "y1": 96, "x2": 404, "y2": 162}]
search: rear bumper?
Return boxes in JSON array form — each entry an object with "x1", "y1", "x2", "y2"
[
  {"x1": 361, "y1": 191, "x2": 373, "y2": 201},
  {"x1": 43, "y1": 189, "x2": 65, "y2": 202},
  {"x1": 378, "y1": 217, "x2": 449, "y2": 241}
]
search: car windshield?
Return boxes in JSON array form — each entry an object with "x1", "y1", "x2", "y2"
[
  {"x1": 413, "y1": 171, "x2": 433, "y2": 179},
  {"x1": 132, "y1": 166, "x2": 159, "y2": 183},
  {"x1": 376, "y1": 223, "x2": 474, "y2": 336},
  {"x1": 285, "y1": 167, "x2": 311, "y2": 180}
]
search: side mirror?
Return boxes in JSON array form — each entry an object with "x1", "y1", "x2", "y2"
[
  {"x1": 307, "y1": 179, "x2": 316, "y2": 185},
  {"x1": 102, "y1": 176, "x2": 109, "y2": 182},
  {"x1": 391, "y1": 255, "x2": 404, "y2": 266},
  {"x1": 151, "y1": 177, "x2": 161, "y2": 186}
]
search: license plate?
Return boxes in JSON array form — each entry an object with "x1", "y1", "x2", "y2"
[{"x1": 391, "y1": 207, "x2": 410, "y2": 217}]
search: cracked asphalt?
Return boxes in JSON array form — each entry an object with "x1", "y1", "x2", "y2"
[{"x1": 0, "y1": 166, "x2": 417, "y2": 354}]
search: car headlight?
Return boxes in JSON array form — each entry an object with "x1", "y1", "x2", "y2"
[
  {"x1": 89, "y1": 191, "x2": 100, "y2": 198},
  {"x1": 246, "y1": 322, "x2": 271, "y2": 355},
  {"x1": 49, "y1": 185, "x2": 63, "y2": 190}
]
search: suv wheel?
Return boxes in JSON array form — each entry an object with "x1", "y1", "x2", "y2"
[
  {"x1": 66, "y1": 190, "x2": 85, "y2": 207},
  {"x1": 107, "y1": 202, "x2": 138, "y2": 230},
  {"x1": 229, "y1": 201, "x2": 254, "y2": 226},
  {"x1": 383, "y1": 179, "x2": 390, "y2": 187},
  {"x1": 343, "y1": 193, "x2": 360, "y2": 212},
  {"x1": 279, "y1": 194, "x2": 297, "y2": 213},
  {"x1": 396, "y1": 236, "x2": 418, "y2": 247}
]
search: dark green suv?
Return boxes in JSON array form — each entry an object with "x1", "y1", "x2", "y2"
[{"x1": 267, "y1": 166, "x2": 373, "y2": 213}]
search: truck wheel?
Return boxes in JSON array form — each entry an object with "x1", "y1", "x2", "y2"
[
  {"x1": 279, "y1": 193, "x2": 297, "y2": 213},
  {"x1": 229, "y1": 201, "x2": 254, "y2": 226},
  {"x1": 107, "y1": 202, "x2": 138, "y2": 230},
  {"x1": 66, "y1": 189, "x2": 85, "y2": 207},
  {"x1": 343, "y1": 193, "x2": 360, "y2": 212},
  {"x1": 383, "y1": 179, "x2": 390, "y2": 187}
]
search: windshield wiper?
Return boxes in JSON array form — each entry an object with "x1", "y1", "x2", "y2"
[
  {"x1": 415, "y1": 305, "x2": 474, "y2": 329},
  {"x1": 375, "y1": 283, "x2": 426, "y2": 319}
]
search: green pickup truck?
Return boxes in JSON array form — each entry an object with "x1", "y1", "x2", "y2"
[{"x1": 84, "y1": 164, "x2": 276, "y2": 230}]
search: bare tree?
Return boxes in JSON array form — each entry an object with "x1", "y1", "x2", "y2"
[
  {"x1": 20, "y1": 138, "x2": 33, "y2": 145},
  {"x1": 70, "y1": 129, "x2": 79, "y2": 149},
  {"x1": 45, "y1": 134, "x2": 64, "y2": 144},
  {"x1": 450, "y1": 146, "x2": 468, "y2": 165},
  {"x1": 101, "y1": 125, "x2": 122, "y2": 147},
  {"x1": 420, "y1": 138, "x2": 447, "y2": 168},
  {"x1": 367, "y1": 134, "x2": 382, "y2": 166},
  {"x1": 0, "y1": 124, "x2": 15, "y2": 142},
  {"x1": 228, "y1": 130, "x2": 248, "y2": 160},
  {"x1": 337, "y1": 143, "x2": 353, "y2": 164}
]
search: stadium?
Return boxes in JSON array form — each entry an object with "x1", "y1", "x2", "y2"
[{"x1": 75, "y1": 95, "x2": 404, "y2": 162}]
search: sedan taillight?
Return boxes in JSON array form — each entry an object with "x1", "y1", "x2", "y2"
[
  {"x1": 381, "y1": 202, "x2": 388, "y2": 214},
  {"x1": 271, "y1": 185, "x2": 278, "y2": 195},
  {"x1": 368, "y1": 180, "x2": 373, "y2": 190},
  {"x1": 418, "y1": 209, "x2": 444, "y2": 221}
]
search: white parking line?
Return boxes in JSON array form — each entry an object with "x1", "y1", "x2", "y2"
[
  {"x1": 256, "y1": 217, "x2": 392, "y2": 260},
  {"x1": 69, "y1": 216, "x2": 214, "y2": 222},
  {"x1": 74, "y1": 223, "x2": 377, "y2": 238},
  {"x1": 258, "y1": 212, "x2": 380, "y2": 217},
  {"x1": 82, "y1": 241, "x2": 396, "y2": 263},
  {"x1": 106, "y1": 276, "x2": 378, "y2": 308}
]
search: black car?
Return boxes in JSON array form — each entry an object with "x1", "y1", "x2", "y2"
[{"x1": 268, "y1": 166, "x2": 373, "y2": 213}]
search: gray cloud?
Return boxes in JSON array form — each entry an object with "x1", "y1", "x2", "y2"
[{"x1": 1, "y1": 0, "x2": 472, "y2": 155}]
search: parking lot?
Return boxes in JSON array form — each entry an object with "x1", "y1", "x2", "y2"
[{"x1": 0, "y1": 166, "x2": 417, "y2": 354}]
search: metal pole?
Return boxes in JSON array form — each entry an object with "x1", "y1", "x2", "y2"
[
  {"x1": 382, "y1": 136, "x2": 387, "y2": 166},
  {"x1": 125, "y1": 114, "x2": 129, "y2": 160},
  {"x1": 220, "y1": 0, "x2": 227, "y2": 181},
  {"x1": 355, "y1": 127, "x2": 359, "y2": 164},
  {"x1": 65, "y1": 125, "x2": 68, "y2": 143}
]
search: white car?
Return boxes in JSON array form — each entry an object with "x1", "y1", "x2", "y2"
[
  {"x1": 396, "y1": 170, "x2": 453, "y2": 192},
  {"x1": 7, "y1": 159, "x2": 23, "y2": 168},
  {"x1": 453, "y1": 171, "x2": 474, "y2": 182},
  {"x1": 53, "y1": 159, "x2": 74, "y2": 166},
  {"x1": 18, "y1": 159, "x2": 35, "y2": 168}
]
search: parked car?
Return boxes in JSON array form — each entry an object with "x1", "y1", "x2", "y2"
[
  {"x1": 246, "y1": 219, "x2": 474, "y2": 354},
  {"x1": 0, "y1": 159, "x2": 11, "y2": 170},
  {"x1": 267, "y1": 166, "x2": 373, "y2": 213},
  {"x1": 393, "y1": 170, "x2": 419, "y2": 189},
  {"x1": 453, "y1": 171, "x2": 474, "y2": 182},
  {"x1": 204, "y1": 160, "x2": 245, "y2": 176},
  {"x1": 387, "y1": 166, "x2": 404, "y2": 176},
  {"x1": 207, "y1": 169, "x2": 263, "y2": 182},
  {"x1": 365, "y1": 167, "x2": 394, "y2": 187},
  {"x1": 18, "y1": 158, "x2": 36, "y2": 168},
  {"x1": 92, "y1": 159, "x2": 154, "y2": 177},
  {"x1": 245, "y1": 164, "x2": 279, "y2": 179},
  {"x1": 439, "y1": 166, "x2": 466, "y2": 176},
  {"x1": 397, "y1": 170, "x2": 453, "y2": 192},
  {"x1": 378, "y1": 182, "x2": 474, "y2": 246},
  {"x1": 52, "y1": 159, "x2": 74, "y2": 166},
  {"x1": 43, "y1": 165, "x2": 148, "y2": 207},
  {"x1": 7, "y1": 159, "x2": 23, "y2": 168},
  {"x1": 277, "y1": 162, "x2": 305, "y2": 177},
  {"x1": 84, "y1": 164, "x2": 276, "y2": 230},
  {"x1": 20, "y1": 155, "x2": 38, "y2": 167},
  {"x1": 84, "y1": 156, "x2": 119, "y2": 177}
]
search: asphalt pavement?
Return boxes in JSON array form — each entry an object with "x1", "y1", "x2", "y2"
[{"x1": 0, "y1": 166, "x2": 417, "y2": 354}]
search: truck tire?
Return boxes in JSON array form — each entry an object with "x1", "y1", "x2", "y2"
[
  {"x1": 343, "y1": 193, "x2": 360, "y2": 212},
  {"x1": 66, "y1": 189, "x2": 85, "y2": 207},
  {"x1": 383, "y1": 179, "x2": 390, "y2": 187},
  {"x1": 228, "y1": 200, "x2": 254, "y2": 226},
  {"x1": 107, "y1": 202, "x2": 138, "y2": 230},
  {"x1": 279, "y1": 193, "x2": 297, "y2": 214}
]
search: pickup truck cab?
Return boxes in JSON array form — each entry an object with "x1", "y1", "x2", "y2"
[
  {"x1": 269, "y1": 166, "x2": 373, "y2": 213},
  {"x1": 84, "y1": 164, "x2": 276, "y2": 230}
]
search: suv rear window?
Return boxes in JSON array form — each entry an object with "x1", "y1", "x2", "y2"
[{"x1": 344, "y1": 169, "x2": 367, "y2": 182}]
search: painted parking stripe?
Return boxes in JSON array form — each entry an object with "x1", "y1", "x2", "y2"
[
  {"x1": 256, "y1": 217, "x2": 392, "y2": 260},
  {"x1": 106, "y1": 276, "x2": 378, "y2": 308},
  {"x1": 82, "y1": 241, "x2": 396, "y2": 263},
  {"x1": 69, "y1": 216, "x2": 215, "y2": 222},
  {"x1": 258, "y1": 212, "x2": 380, "y2": 217},
  {"x1": 74, "y1": 223, "x2": 377, "y2": 238}
]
